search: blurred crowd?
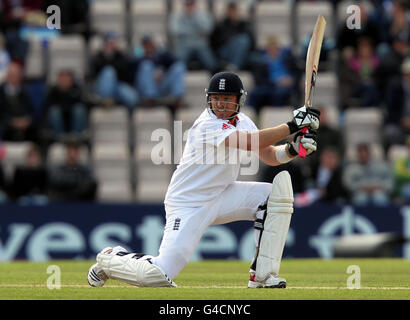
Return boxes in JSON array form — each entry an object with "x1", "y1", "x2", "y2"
[{"x1": 0, "y1": 0, "x2": 409, "y2": 206}]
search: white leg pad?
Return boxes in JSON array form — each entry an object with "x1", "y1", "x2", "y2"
[
  {"x1": 255, "y1": 171, "x2": 293, "y2": 282},
  {"x1": 97, "y1": 252, "x2": 177, "y2": 287}
]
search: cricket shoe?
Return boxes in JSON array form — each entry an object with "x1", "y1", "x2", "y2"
[
  {"x1": 87, "y1": 246, "x2": 127, "y2": 287},
  {"x1": 248, "y1": 270, "x2": 286, "y2": 288}
]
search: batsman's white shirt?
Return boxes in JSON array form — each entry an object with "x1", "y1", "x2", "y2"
[{"x1": 164, "y1": 109, "x2": 258, "y2": 208}]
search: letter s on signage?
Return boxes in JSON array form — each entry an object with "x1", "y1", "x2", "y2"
[{"x1": 27, "y1": 223, "x2": 85, "y2": 261}]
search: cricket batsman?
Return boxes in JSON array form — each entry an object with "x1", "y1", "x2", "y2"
[{"x1": 88, "y1": 71, "x2": 320, "y2": 288}]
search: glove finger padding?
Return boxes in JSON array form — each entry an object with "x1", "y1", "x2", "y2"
[
  {"x1": 287, "y1": 106, "x2": 321, "y2": 133},
  {"x1": 288, "y1": 131, "x2": 318, "y2": 156},
  {"x1": 307, "y1": 108, "x2": 320, "y2": 130},
  {"x1": 300, "y1": 136, "x2": 317, "y2": 154}
]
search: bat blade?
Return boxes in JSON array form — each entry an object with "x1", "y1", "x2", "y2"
[
  {"x1": 299, "y1": 15, "x2": 326, "y2": 158},
  {"x1": 304, "y1": 15, "x2": 326, "y2": 108}
]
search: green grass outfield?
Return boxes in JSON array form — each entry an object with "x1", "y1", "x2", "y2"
[{"x1": 0, "y1": 259, "x2": 409, "y2": 300}]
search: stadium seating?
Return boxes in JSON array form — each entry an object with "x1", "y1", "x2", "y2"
[
  {"x1": 296, "y1": 1, "x2": 333, "y2": 45},
  {"x1": 236, "y1": 71, "x2": 254, "y2": 94},
  {"x1": 133, "y1": 107, "x2": 172, "y2": 150},
  {"x1": 213, "y1": 0, "x2": 251, "y2": 18},
  {"x1": 90, "y1": 0, "x2": 127, "y2": 37},
  {"x1": 131, "y1": 0, "x2": 167, "y2": 46},
  {"x1": 337, "y1": 0, "x2": 374, "y2": 25},
  {"x1": 184, "y1": 71, "x2": 211, "y2": 109},
  {"x1": 88, "y1": 35, "x2": 128, "y2": 55},
  {"x1": 309, "y1": 72, "x2": 338, "y2": 108},
  {"x1": 255, "y1": 1, "x2": 291, "y2": 48},
  {"x1": 172, "y1": 0, "x2": 208, "y2": 13},
  {"x1": 135, "y1": 178, "x2": 170, "y2": 203},
  {"x1": 90, "y1": 107, "x2": 130, "y2": 145},
  {"x1": 259, "y1": 106, "x2": 293, "y2": 129},
  {"x1": 48, "y1": 35, "x2": 86, "y2": 83},
  {"x1": 321, "y1": 104, "x2": 340, "y2": 128},
  {"x1": 92, "y1": 143, "x2": 131, "y2": 203},
  {"x1": 97, "y1": 180, "x2": 133, "y2": 203},
  {"x1": 25, "y1": 38, "x2": 45, "y2": 79},
  {"x1": 240, "y1": 106, "x2": 257, "y2": 124},
  {"x1": 174, "y1": 108, "x2": 203, "y2": 163},
  {"x1": 345, "y1": 142, "x2": 385, "y2": 162},
  {"x1": 47, "y1": 142, "x2": 90, "y2": 166},
  {"x1": 2, "y1": 142, "x2": 33, "y2": 180},
  {"x1": 344, "y1": 107, "x2": 383, "y2": 148},
  {"x1": 134, "y1": 107, "x2": 173, "y2": 202}
]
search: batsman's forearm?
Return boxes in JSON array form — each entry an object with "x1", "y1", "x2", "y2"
[
  {"x1": 226, "y1": 124, "x2": 291, "y2": 150},
  {"x1": 254, "y1": 124, "x2": 291, "y2": 150}
]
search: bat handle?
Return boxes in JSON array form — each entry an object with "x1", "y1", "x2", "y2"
[{"x1": 298, "y1": 127, "x2": 309, "y2": 158}]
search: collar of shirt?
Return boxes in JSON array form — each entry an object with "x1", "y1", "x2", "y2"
[
  {"x1": 228, "y1": 115, "x2": 239, "y2": 127},
  {"x1": 206, "y1": 108, "x2": 239, "y2": 126}
]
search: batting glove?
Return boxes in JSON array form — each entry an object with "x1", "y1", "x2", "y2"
[
  {"x1": 287, "y1": 106, "x2": 321, "y2": 134},
  {"x1": 288, "y1": 130, "x2": 318, "y2": 157}
]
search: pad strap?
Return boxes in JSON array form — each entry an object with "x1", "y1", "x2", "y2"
[{"x1": 254, "y1": 218, "x2": 264, "y2": 231}]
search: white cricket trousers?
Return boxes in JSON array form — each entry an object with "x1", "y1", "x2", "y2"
[{"x1": 151, "y1": 181, "x2": 272, "y2": 280}]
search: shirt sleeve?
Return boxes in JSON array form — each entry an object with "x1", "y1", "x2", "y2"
[{"x1": 247, "y1": 118, "x2": 258, "y2": 132}]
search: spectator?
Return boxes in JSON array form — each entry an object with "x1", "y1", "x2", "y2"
[
  {"x1": 339, "y1": 36, "x2": 380, "y2": 108},
  {"x1": 343, "y1": 144, "x2": 394, "y2": 206},
  {"x1": 393, "y1": 137, "x2": 410, "y2": 203},
  {"x1": 45, "y1": 69, "x2": 88, "y2": 138},
  {"x1": 210, "y1": 1, "x2": 254, "y2": 71},
  {"x1": 0, "y1": 62, "x2": 38, "y2": 142},
  {"x1": 295, "y1": 147, "x2": 348, "y2": 207},
  {"x1": 0, "y1": 0, "x2": 44, "y2": 32},
  {"x1": 247, "y1": 35, "x2": 296, "y2": 112},
  {"x1": 346, "y1": 37, "x2": 381, "y2": 107},
  {"x1": 0, "y1": 34, "x2": 11, "y2": 84},
  {"x1": 368, "y1": 0, "x2": 393, "y2": 48},
  {"x1": 0, "y1": 0, "x2": 44, "y2": 61},
  {"x1": 11, "y1": 144, "x2": 48, "y2": 205},
  {"x1": 384, "y1": 57, "x2": 410, "y2": 150},
  {"x1": 134, "y1": 35, "x2": 186, "y2": 110},
  {"x1": 386, "y1": 0, "x2": 410, "y2": 44},
  {"x1": 308, "y1": 105, "x2": 344, "y2": 166},
  {"x1": 374, "y1": 31, "x2": 409, "y2": 100},
  {"x1": 92, "y1": 33, "x2": 138, "y2": 110},
  {"x1": 169, "y1": 0, "x2": 218, "y2": 72},
  {"x1": 47, "y1": 142, "x2": 97, "y2": 202},
  {"x1": 316, "y1": 106, "x2": 344, "y2": 157}
]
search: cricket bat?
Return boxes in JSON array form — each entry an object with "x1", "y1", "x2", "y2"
[{"x1": 299, "y1": 15, "x2": 326, "y2": 158}]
